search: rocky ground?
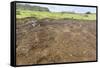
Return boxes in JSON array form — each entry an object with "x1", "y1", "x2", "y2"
[{"x1": 16, "y1": 18, "x2": 97, "y2": 65}]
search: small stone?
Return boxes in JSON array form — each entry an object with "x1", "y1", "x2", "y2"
[
  {"x1": 83, "y1": 51, "x2": 87, "y2": 54},
  {"x1": 69, "y1": 54, "x2": 73, "y2": 56}
]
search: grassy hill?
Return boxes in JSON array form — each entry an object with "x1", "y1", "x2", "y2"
[
  {"x1": 16, "y1": 3, "x2": 50, "y2": 11},
  {"x1": 16, "y1": 4, "x2": 96, "y2": 20},
  {"x1": 16, "y1": 10, "x2": 96, "y2": 20}
]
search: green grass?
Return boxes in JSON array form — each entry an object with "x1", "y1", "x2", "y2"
[{"x1": 16, "y1": 10, "x2": 96, "y2": 20}]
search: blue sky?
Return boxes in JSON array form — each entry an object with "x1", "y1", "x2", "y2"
[{"x1": 19, "y1": 3, "x2": 96, "y2": 13}]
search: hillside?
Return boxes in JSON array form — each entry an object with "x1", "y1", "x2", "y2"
[{"x1": 16, "y1": 3, "x2": 50, "y2": 11}]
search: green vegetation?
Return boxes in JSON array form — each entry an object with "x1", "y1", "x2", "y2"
[
  {"x1": 16, "y1": 3, "x2": 50, "y2": 11},
  {"x1": 16, "y1": 10, "x2": 96, "y2": 20},
  {"x1": 16, "y1": 4, "x2": 96, "y2": 20},
  {"x1": 85, "y1": 11, "x2": 91, "y2": 14}
]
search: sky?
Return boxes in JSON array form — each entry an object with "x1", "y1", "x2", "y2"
[{"x1": 18, "y1": 3, "x2": 96, "y2": 13}]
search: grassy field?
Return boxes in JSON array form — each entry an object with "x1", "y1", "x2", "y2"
[{"x1": 16, "y1": 10, "x2": 96, "y2": 20}]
